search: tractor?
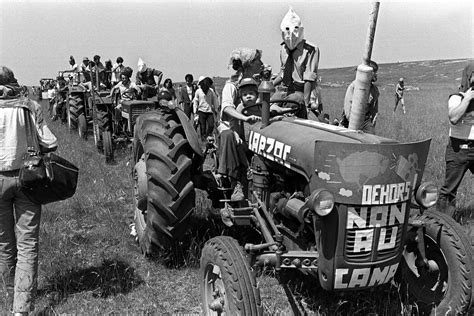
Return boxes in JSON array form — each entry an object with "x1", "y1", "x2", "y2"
[
  {"x1": 38, "y1": 78, "x2": 54, "y2": 101},
  {"x1": 63, "y1": 69, "x2": 116, "y2": 162},
  {"x1": 130, "y1": 4, "x2": 472, "y2": 315},
  {"x1": 130, "y1": 79, "x2": 473, "y2": 315}
]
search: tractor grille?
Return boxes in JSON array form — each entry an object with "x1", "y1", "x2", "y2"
[
  {"x1": 131, "y1": 106, "x2": 149, "y2": 128},
  {"x1": 344, "y1": 203, "x2": 406, "y2": 263}
]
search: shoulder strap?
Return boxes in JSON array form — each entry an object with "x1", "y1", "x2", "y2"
[{"x1": 23, "y1": 107, "x2": 40, "y2": 153}]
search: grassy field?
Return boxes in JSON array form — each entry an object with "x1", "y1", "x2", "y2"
[{"x1": 0, "y1": 59, "x2": 472, "y2": 315}]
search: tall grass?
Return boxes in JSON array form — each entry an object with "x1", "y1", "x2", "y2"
[{"x1": 0, "y1": 59, "x2": 471, "y2": 314}]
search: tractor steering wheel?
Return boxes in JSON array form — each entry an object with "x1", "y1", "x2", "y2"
[{"x1": 241, "y1": 99, "x2": 303, "y2": 117}]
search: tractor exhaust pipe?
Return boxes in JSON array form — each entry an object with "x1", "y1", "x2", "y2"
[
  {"x1": 258, "y1": 79, "x2": 275, "y2": 128},
  {"x1": 348, "y1": 2, "x2": 380, "y2": 130}
]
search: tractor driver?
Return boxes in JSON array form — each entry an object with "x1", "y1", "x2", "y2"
[
  {"x1": 272, "y1": 7, "x2": 320, "y2": 120},
  {"x1": 135, "y1": 58, "x2": 163, "y2": 100},
  {"x1": 109, "y1": 67, "x2": 141, "y2": 131}
]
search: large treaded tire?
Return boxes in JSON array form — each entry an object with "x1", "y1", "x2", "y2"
[
  {"x1": 102, "y1": 131, "x2": 113, "y2": 163},
  {"x1": 401, "y1": 209, "x2": 473, "y2": 315},
  {"x1": 200, "y1": 236, "x2": 262, "y2": 315},
  {"x1": 68, "y1": 95, "x2": 84, "y2": 127},
  {"x1": 133, "y1": 110, "x2": 195, "y2": 254}
]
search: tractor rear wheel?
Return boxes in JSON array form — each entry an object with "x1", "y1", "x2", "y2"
[
  {"x1": 200, "y1": 236, "x2": 262, "y2": 315},
  {"x1": 401, "y1": 209, "x2": 473, "y2": 315},
  {"x1": 132, "y1": 110, "x2": 195, "y2": 254},
  {"x1": 68, "y1": 95, "x2": 84, "y2": 130},
  {"x1": 102, "y1": 131, "x2": 113, "y2": 163}
]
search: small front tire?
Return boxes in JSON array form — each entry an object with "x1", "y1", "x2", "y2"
[{"x1": 200, "y1": 236, "x2": 262, "y2": 316}]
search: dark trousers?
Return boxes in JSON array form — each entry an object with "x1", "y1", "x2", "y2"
[
  {"x1": 437, "y1": 138, "x2": 474, "y2": 216},
  {"x1": 182, "y1": 102, "x2": 192, "y2": 119},
  {"x1": 217, "y1": 129, "x2": 248, "y2": 180},
  {"x1": 198, "y1": 111, "x2": 214, "y2": 139}
]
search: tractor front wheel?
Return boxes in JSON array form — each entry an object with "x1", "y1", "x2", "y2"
[
  {"x1": 400, "y1": 209, "x2": 473, "y2": 315},
  {"x1": 78, "y1": 114, "x2": 87, "y2": 140},
  {"x1": 103, "y1": 131, "x2": 113, "y2": 163},
  {"x1": 200, "y1": 236, "x2": 262, "y2": 316}
]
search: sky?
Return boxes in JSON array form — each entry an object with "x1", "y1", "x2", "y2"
[{"x1": 0, "y1": 0, "x2": 472, "y2": 86}]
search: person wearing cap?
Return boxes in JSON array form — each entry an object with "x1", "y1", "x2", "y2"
[
  {"x1": 135, "y1": 58, "x2": 163, "y2": 99},
  {"x1": 437, "y1": 67, "x2": 474, "y2": 217},
  {"x1": 178, "y1": 74, "x2": 198, "y2": 119},
  {"x1": 0, "y1": 66, "x2": 58, "y2": 315},
  {"x1": 272, "y1": 7, "x2": 320, "y2": 118},
  {"x1": 192, "y1": 76, "x2": 219, "y2": 141},
  {"x1": 394, "y1": 77, "x2": 406, "y2": 114},
  {"x1": 343, "y1": 60, "x2": 380, "y2": 134}
]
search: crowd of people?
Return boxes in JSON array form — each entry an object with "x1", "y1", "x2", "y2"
[{"x1": 0, "y1": 6, "x2": 472, "y2": 315}]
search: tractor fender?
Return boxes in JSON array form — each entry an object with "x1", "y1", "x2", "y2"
[{"x1": 175, "y1": 109, "x2": 204, "y2": 157}]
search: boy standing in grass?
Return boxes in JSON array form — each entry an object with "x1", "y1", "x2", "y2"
[{"x1": 394, "y1": 77, "x2": 406, "y2": 114}]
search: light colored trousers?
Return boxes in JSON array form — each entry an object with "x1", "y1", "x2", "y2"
[{"x1": 0, "y1": 170, "x2": 41, "y2": 313}]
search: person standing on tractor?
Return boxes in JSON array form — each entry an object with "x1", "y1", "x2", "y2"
[
  {"x1": 343, "y1": 60, "x2": 380, "y2": 134},
  {"x1": 272, "y1": 7, "x2": 320, "y2": 119},
  {"x1": 80, "y1": 57, "x2": 92, "y2": 83},
  {"x1": 437, "y1": 68, "x2": 474, "y2": 217},
  {"x1": 135, "y1": 58, "x2": 163, "y2": 99},
  {"x1": 394, "y1": 77, "x2": 406, "y2": 114},
  {"x1": 0, "y1": 65, "x2": 58, "y2": 316},
  {"x1": 178, "y1": 73, "x2": 197, "y2": 119},
  {"x1": 111, "y1": 57, "x2": 124, "y2": 87},
  {"x1": 308, "y1": 75, "x2": 323, "y2": 120},
  {"x1": 193, "y1": 76, "x2": 219, "y2": 142}
]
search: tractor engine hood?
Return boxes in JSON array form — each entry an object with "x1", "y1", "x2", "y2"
[
  {"x1": 246, "y1": 118, "x2": 431, "y2": 204},
  {"x1": 246, "y1": 117, "x2": 397, "y2": 181}
]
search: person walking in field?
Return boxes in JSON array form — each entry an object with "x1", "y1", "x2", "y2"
[
  {"x1": 0, "y1": 65, "x2": 58, "y2": 315},
  {"x1": 272, "y1": 7, "x2": 320, "y2": 119},
  {"x1": 394, "y1": 77, "x2": 406, "y2": 114},
  {"x1": 193, "y1": 76, "x2": 219, "y2": 141},
  {"x1": 178, "y1": 74, "x2": 198, "y2": 119},
  {"x1": 437, "y1": 67, "x2": 474, "y2": 217},
  {"x1": 343, "y1": 60, "x2": 380, "y2": 134}
]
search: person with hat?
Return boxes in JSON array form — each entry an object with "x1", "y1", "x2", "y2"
[
  {"x1": 437, "y1": 66, "x2": 474, "y2": 217},
  {"x1": 192, "y1": 76, "x2": 219, "y2": 141},
  {"x1": 343, "y1": 60, "x2": 380, "y2": 134},
  {"x1": 272, "y1": 7, "x2": 320, "y2": 118},
  {"x1": 0, "y1": 66, "x2": 58, "y2": 315},
  {"x1": 394, "y1": 77, "x2": 406, "y2": 114},
  {"x1": 135, "y1": 58, "x2": 163, "y2": 99}
]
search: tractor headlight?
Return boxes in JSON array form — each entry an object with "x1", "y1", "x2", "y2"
[
  {"x1": 414, "y1": 182, "x2": 438, "y2": 208},
  {"x1": 311, "y1": 189, "x2": 334, "y2": 216}
]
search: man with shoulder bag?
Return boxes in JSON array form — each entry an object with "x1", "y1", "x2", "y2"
[{"x1": 0, "y1": 66, "x2": 58, "y2": 315}]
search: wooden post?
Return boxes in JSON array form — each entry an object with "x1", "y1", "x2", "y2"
[{"x1": 348, "y1": 2, "x2": 380, "y2": 131}]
